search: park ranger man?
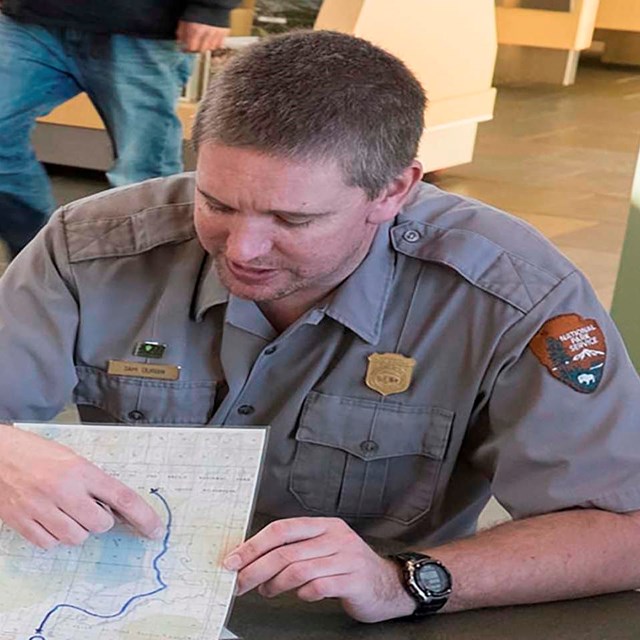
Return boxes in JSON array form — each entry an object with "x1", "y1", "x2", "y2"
[{"x1": 1, "y1": 31, "x2": 640, "y2": 622}]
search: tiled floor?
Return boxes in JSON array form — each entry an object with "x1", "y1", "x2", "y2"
[{"x1": 1, "y1": 56, "x2": 638, "y2": 526}]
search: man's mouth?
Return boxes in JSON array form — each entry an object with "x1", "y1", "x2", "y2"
[{"x1": 225, "y1": 259, "x2": 278, "y2": 284}]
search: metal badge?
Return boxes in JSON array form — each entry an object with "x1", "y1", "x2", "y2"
[
  {"x1": 133, "y1": 341, "x2": 167, "y2": 359},
  {"x1": 365, "y1": 353, "x2": 416, "y2": 396}
]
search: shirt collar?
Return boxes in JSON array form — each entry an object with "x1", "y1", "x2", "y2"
[
  {"x1": 192, "y1": 254, "x2": 228, "y2": 321},
  {"x1": 192, "y1": 222, "x2": 396, "y2": 344},
  {"x1": 323, "y1": 220, "x2": 396, "y2": 345},
  {"x1": 225, "y1": 295, "x2": 277, "y2": 341}
]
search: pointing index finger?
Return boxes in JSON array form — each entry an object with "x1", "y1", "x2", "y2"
[{"x1": 87, "y1": 467, "x2": 164, "y2": 539}]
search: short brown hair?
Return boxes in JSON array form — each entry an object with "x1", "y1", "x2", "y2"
[{"x1": 192, "y1": 30, "x2": 427, "y2": 199}]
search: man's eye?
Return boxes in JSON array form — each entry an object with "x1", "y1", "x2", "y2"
[
  {"x1": 203, "y1": 200, "x2": 234, "y2": 215},
  {"x1": 278, "y1": 216, "x2": 313, "y2": 228}
]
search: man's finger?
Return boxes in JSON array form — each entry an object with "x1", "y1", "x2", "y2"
[
  {"x1": 10, "y1": 517, "x2": 58, "y2": 550},
  {"x1": 176, "y1": 21, "x2": 186, "y2": 42},
  {"x1": 176, "y1": 23, "x2": 198, "y2": 52},
  {"x1": 28, "y1": 505, "x2": 91, "y2": 546},
  {"x1": 203, "y1": 34, "x2": 218, "y2": 51},
  {"x1": 183, "y1": 37, "x2": 203, "y2": 53},
  {"x1": 234, "y1": 535, "x2": 339, "y2": 595},
  {"x1": 224, "y1": 517, "x2": 331, "y2": 570},
  {"x1": 258, "y1": 554, "x2": 349, "y2": 599},
  {"x1": 207, "y1": 30, "x2": 227, "y2": 51},
  {"x1": 193, "y1": 31, "x2": 209, "y2": 52},
  {"x1": 296, "y1": 573, "x2": 356, "y2": 604},
  {"x1": 180, "y1": 26, "x2": 206, "y2": 53},
  {"x1": 88, "y1": 470, "x2": 163, "y2": 539},
  {"x1": 58, "y1": 494, "x2": 116, "y2": 534}
]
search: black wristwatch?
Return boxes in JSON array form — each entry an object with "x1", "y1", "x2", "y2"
[{"x1": 391, "y1": 551, "x2": 452, "y2": 617}]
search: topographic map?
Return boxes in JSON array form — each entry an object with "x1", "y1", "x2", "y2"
[{"x1": 0, "y1": 423, "x2": 267, "y2": 640}]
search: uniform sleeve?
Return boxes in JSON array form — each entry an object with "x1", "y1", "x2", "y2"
[
  {"x1": 0, "y1": 210, "x2": 79, "y2": 422},
  {"x1": 467, "y1": 269, "x2": 640, "y2": 519},
  {"x1": 181, "y1": 0, "x2": 242, "y2": 27}
]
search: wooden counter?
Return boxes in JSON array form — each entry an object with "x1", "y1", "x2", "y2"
[{"x1": 495, "y1": 0, "x2": 600, "y2": 85}]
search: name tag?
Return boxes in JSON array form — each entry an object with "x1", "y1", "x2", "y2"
[{"x1": 107, "y1": 360, "x2": 181, "y2": 381}]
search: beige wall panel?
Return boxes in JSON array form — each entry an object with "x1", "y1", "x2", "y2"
[
  {"x1": 496, "y1": 0, "x2": 599, "y2": 49},
  {"x1": 426, "y1": 90, "x2": 497, "y2": 129},
  {"x1": 350, "y1": 0, "x2": 497, "y2": 101},
  {"x1": 596, "y1": 0, "x2": 640, "y2": 31},
  {"x1": 314, "y1": 0, "x2": 364, "y2": 32},
  {"x1": 418, "y1": 122, "x2": 479, "y2": 173}
]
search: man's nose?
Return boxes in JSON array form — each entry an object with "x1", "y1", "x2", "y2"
[{"x1": 225, "y1": 217, "x2": 273, "y2": 263}]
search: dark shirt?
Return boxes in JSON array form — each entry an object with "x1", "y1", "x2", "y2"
[{"x1": 1, "y1": 0, "x2": 242, "y2": 39}]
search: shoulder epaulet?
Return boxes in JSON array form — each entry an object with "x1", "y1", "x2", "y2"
[
  {"x1": 392, "y1": 185, "x2": 575, "y2": 314},
  {"x1": 61, "y1": 173, "x2": 197, "y2": 263}
]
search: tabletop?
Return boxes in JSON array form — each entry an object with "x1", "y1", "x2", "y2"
[{"x1": 229, "y1": 590, "x2": 640, "y2": 639}]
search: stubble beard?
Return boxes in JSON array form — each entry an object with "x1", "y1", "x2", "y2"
[
  {"x1": 212, "y1": 252, "x2": 308, "y2": 302},
  {"x1": 212, "y1": 225, "x2": 376, "y2": 303}
]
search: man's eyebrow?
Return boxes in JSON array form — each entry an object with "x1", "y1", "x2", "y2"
[
  {"x1": 196, "y1": 186, "x2": 332, "y2": 218},
  {"x1": 268, "y1": 208, "x2": 333, "y2": 218}
]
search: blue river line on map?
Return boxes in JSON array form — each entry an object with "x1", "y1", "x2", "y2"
[{"x1": 27, "y1": 488, "x2": 172, "y2": 640}]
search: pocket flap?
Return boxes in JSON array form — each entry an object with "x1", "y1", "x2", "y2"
[{"x1": 296, "y1": 391, "x2": 454, "y2": 461}]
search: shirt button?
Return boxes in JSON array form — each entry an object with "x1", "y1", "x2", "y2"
[
  {"x1": 264, "y1": 346, "x2": 277, "y2": 355},
  {"x1": 403, "y1": 229, "x2": 422, "y2": 243},
  {"x1": 237, "y1": 405, "x2": 255, "y2": 416},
  {"x1": 360, "y1": 440, "x2": 379, "y2": 454},
  {"x1": 128, "y1": 410, "x2": 145, "y2": 421}
]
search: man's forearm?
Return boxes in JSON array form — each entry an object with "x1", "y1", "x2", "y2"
[{"x1": 423, "y1": 508, "x2": 640, "y2": 612}]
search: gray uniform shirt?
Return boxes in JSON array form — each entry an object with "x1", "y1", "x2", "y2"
[{"x1": 2, "y1": 173, "x2": 640, "y2": 547}]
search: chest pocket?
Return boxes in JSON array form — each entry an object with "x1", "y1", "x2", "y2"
[
  {"x1": 290, "y1": 391, "x2": 454, "y2": 525},
  {"x1": 74, "y1": 366, "x2": 218, "y2": 425}
]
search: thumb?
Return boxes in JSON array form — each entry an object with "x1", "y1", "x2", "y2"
[{"x1": 176, "y1": 20, "x2": 186, "y2": 42}]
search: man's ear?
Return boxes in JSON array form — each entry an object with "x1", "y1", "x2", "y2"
[{"x1": 366, "y1": 161, "x2": 424, "y2": 225}]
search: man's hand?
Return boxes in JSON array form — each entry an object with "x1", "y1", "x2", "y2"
[
  {"x1": 176, "y1": 21, "x2": 229, "y2": 52},
  {"x1": 0, "y1": 424, "x2": 164, "y2": 549},
  {"x1": 223, "y1": 517, "x2": 416, "y2": 623}
]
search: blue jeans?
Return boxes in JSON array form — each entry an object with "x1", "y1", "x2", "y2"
[{"x1": 0, "y1": 14, "x2": 193, "y2": 256}]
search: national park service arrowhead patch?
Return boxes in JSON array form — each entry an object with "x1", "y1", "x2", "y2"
[{"x1": 529, "y1": 314, "x2": 606, "y2": 394}]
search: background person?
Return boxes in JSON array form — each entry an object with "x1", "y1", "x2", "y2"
[{"x1": 0, "y1": 0, "x2": 240, "y2": 257}]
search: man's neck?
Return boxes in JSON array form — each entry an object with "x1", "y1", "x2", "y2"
[{"x1": 257, "y1": 289, "x2": 330, "y2": 334}]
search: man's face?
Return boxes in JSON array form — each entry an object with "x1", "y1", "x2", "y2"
[{"x1": 194, "y1": 144, "x2": 383, "y2": 304}]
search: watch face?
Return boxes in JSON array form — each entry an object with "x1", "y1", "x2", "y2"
[{"x1": 415, "y1": 562, "x2": 449, "y2": 596}]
